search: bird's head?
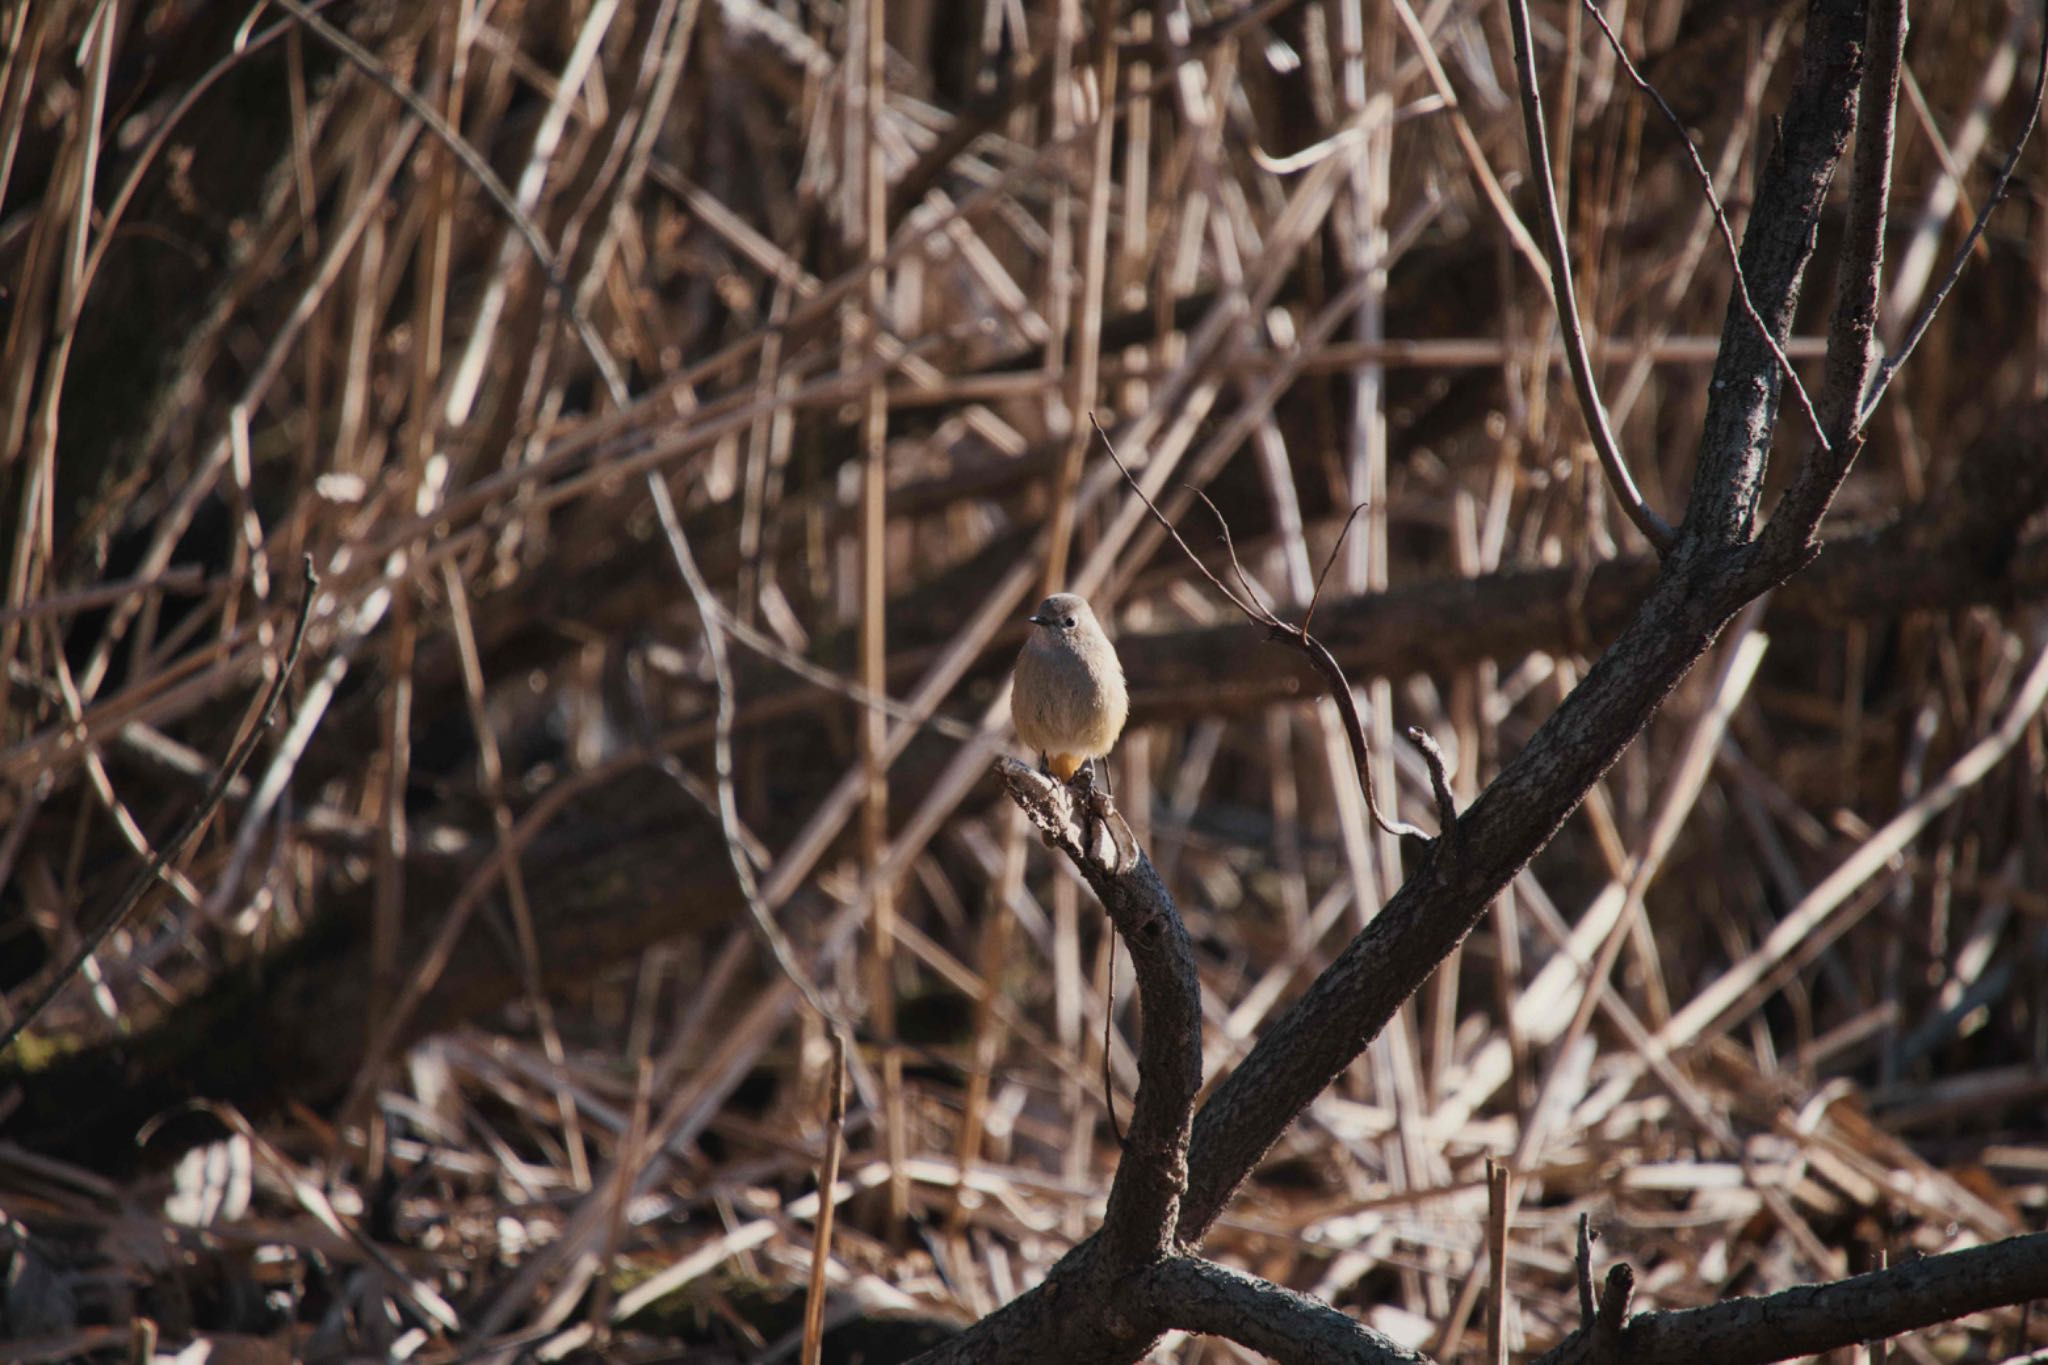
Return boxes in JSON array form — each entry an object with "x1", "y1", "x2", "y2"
[{"x1": 1028, "y1": 592, "x2": 1095, "y2": 636}]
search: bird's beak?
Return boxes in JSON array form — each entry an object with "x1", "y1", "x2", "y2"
[{"x1": 1027, "y1": 614, "x2": 1048, "y2": 626}]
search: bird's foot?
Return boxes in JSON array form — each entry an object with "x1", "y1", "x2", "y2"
[{"x1": 1069, "y1": 767, "x2": 1137, "y2": 874}]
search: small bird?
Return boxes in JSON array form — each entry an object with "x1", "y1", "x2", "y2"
[{"x1": 1013, "y1": 591, "x2": 1128, "y2": 784}]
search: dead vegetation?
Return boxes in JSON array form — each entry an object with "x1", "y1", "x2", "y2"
[{"x1": 1, "y1": 0, "x2": 2046, "y2": 1360}]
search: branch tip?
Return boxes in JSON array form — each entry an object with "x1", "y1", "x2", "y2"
[
  {"x1": 1305, "y1": 501, "x2": 1368, "y2": 633},
  {"x1": 1406, "y1": 726, "x2": 1457, "y2": 832}
]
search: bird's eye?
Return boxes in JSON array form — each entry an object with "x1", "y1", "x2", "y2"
[{"x1": 1062, "y1": 617, "x2": 1074, "y2": 628}]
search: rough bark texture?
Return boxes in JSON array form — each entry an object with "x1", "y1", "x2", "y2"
[
  {"x1": 905, "y1": 4, "x2": 2038, "y2": 1359},
  {"x1": 1681, "y1": 0, "x2": 1865, "y2": 549},
  {"x1": 1129, "y1": 1258, "x2": 1429, "y2": 1365},
  {"x1": 1535, "y1": 1231, "x2": 2048, "y2": 1365}
]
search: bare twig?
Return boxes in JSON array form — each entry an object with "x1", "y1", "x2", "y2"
[
  {"x1": 1406, "y1": 725, "x2": 1458, "y2": 832},
  {"x1": 700, "y1": 597, "x2": 981, "y2": 742},
  {"x1": 1, "y1": 558, "x2": 318, "y2": 1056},
  {"x1": 1859, "y1": 10, "x2": 2048, "y2": 429},
  {"x1": 1304, "y1": 501, "x2": 1369, "y2": 636},
  {"x1": 1501, "y1": 0, "x2": 1675, "y2": 554},
  {"x1": 646, "y1": 472, "x2": 842, "y2": 1029},
  {"x1": 1578, "y1": 0, "x2": 1831, "y2": 451},
  {"x1": 1092, "y1": 414, "x2": 1436, "y2": 841}
]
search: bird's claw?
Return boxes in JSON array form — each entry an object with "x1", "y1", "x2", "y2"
[{"x1": 1067, "y1": 768, "x2": 1138, "y2": 875}]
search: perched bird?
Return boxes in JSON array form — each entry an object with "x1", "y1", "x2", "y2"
[{"x1": 1013, "y1": 592, "x2": 1128, "y2": 784}]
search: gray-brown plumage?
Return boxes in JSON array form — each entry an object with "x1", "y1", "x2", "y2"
[{"x1": 1013, "y1": 592, "x2": 1128, "y2": 783}]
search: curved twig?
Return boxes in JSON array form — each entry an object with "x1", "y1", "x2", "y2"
[
  {"x1": 1093, "y1": 415, "x2": 1439, "y2": 841},
  {"x1": 1501, "y1": 0, "x2": 1676, "y2": 555},
  {"x1": 647, "y1": 474, "x2": 845, "y2": 1033}
]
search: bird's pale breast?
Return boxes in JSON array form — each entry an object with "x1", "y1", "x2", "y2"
[{"x1": 1014, "y1": 634, "x2": 1128, "y2": 760}]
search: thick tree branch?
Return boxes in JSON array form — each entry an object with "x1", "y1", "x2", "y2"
[
  {"x1": 1177, "y1": 552, "x2": 1744, "y2": 1239},
  {"x1": 1129, "y1": 1257, "x2": 1429, "y2": 1365},
  {"x1": 905, "y1": 764, "x2": 1207, "y2": 1363},
  {"x1": 1175, "y1": 0, "x2": 1879, "y2": 1245},
  {"x1": 1536, "y1": 1230, "x2": 2048, "y2": 1365},
  {"x1": 994, "y1": 760, "x2": 1201, "y2": 1272},
  {"x1": 1815, "y1": 0, "x2": 1905, "y2": 447},
  {"x1": 1680, "y1": 0, "x2": 1866, "y2": 550},
  {"x1": 1755, "y1": 0, "x2": 1910, "y2": 577}
]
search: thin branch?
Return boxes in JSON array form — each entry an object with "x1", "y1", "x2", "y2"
[
  {"x1": 646, "y1": 472, "x2": 843, "y2": 1030},
  {"x1": 1578, "y1": 0, "x2": 1830, "y2": 452},
  {"x1": 1859, "y1": 9, "x2": 2048, "y2": 428},
  {"x1": 0, "y1": 558, "x2": 318, "y2": 1056},
  {"x1": 1092, "y1": 414, "x2": 1433, "y2": 841},
  {"x1": 1304, "y1": 501, "x2": 1368, "y2": 635},
  {"x1": 1406, "y1": 726, "x2": 1459, "y2": 832},
  {"x1": 711, "y1": 606, "x2": 982, "y2": 742},
  {"x1": 1090, "y1": 420, "x2": 1263, "y2": 621},
  {"x1": 1501, "y1": 0, "x2": 1675, "y2": 554},
  {"x1": 1189, "y1": 488, "x2": 1284, "y2": 625}
]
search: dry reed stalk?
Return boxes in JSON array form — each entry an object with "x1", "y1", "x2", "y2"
[{"x1": 799, "y1": 1031, "x2": 848, "y2": 1365}]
